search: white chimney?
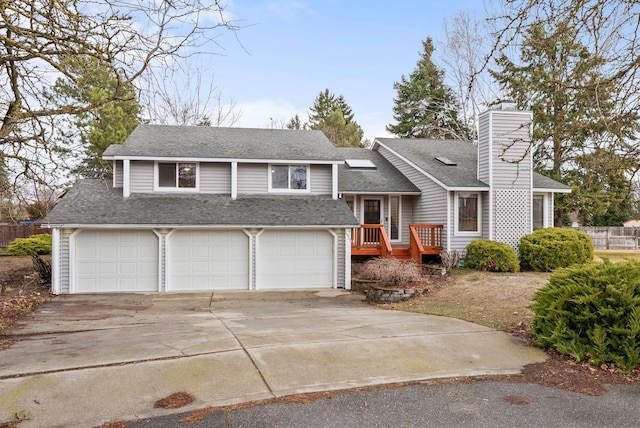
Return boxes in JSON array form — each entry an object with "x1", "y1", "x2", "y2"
[{"x1": 477, "y1": 104, "x2": 534, "y2": 249}]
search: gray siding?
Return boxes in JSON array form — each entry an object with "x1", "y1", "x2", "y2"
[
  {"x1": 400, "y1": 196, "x2": 413, "y2": 246},
  {"x1": 481, "y1": 191, "x2": 490, "y2": 240},
  {"x1": 114, "y1": 160, "x2": 124, "y2": 188},
  {"x1": 310, "y1": 164, "x2": 332, "y2": 195},
  {"x1": 200, "y1": 162, "x2": 231, "y2": 194},
  {"x1": 238, "y1": 163, "x2": 268, "y2": 194},
  {"x1": 377, "y1": 146, "x2": 448, "y2": 246},
  {"x1": 477, "y1": 113, "x2": 491, "y2": 184},
  {"x1": 351, "y1": 195, "x2": 360, "y2": 218},
  {"x1": 59, "y1": 229, "x2": 72, "y2": 294},
  {"x1": 130, "y1": 161, "x2": 154, "y2": 193},
  {"x1": 336, "y1": 228, "x2": 345, "y2": 288},
  {"x1": 489, "y1": 110, "x2": 533, "y2": 189}
]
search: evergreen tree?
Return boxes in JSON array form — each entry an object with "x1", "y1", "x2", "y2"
[
  {"x1": 286, "y1": 114, "x2": 305, "y2": 130},
  {"x1": 491, "y1": 21, "x2": 639, "y2": 225},
  {"x1": 53, "y1": 56, "x2": 141, "y2": 179},
  {"x1": 308, "y1": 89, "x2": 354, "y2": 128},
  {"x1": 308, "y1": 89, "x2": 366, "y2": 147},
  {"x1": 562, "y1": 150, "x2": 634, "y2": 226},
  {"x1": 317, "y1": 109, "x2": 366, "y2": 148},
  {"x1": 387, "y1": 37, "x2": 470, "y2": 140}
]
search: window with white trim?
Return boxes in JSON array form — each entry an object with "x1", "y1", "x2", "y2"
[
  {"x1": 270, "y1": 165, "x2": 308, "y2": 191},
  {"x1": 533, "y1": 194, "x2": 545, "y2": 230},
  {"x1": 157, "y1": 162, "x2": 197, "y2": 189},
  {"x1": 456, "y1": 193, "x2": 480, "y2": 233}
]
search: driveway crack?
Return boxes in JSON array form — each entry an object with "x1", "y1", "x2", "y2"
[{"x1": 209, "y1": 309, "x2": 275, "y2": 398}]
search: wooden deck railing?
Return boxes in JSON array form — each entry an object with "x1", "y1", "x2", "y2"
[
  {"x1": 409, "y1": 224, "x2": 443, "y2": 264},
  {"x1": 351, "y1": 223, "x2": 443, "y2": 262},
  {"x1": 351, "y1": 224, "x2": 392, "y2": 257}
]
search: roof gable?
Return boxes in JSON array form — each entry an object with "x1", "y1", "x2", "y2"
[
  {"x1": 375, "y1": 138, "x2": 570, "y2": 192},
  {"x1": 375, "y1": 138, "x2": 488, "y2": 189}
]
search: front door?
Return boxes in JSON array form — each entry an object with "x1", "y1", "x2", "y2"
[
  {"x1": 362, "y1": 198, "x2": 382, "y2": 244},
  {"x1": 363, "y1": 199, "x2": 382, "y2": 225}
]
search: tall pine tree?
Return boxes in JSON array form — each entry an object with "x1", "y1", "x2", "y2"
[
  {"x1": 53, "y1": 56, "x2": 141, "y2": 179},
  {"x1": 308, "y1": 89, "x2": 366, "y2": 147},
  {"x1": 491, "y1": 21, "x2": 639, "y2": 225},
  {"x1": 387, "y1": 37, "x2": 469, "y2": 140}
]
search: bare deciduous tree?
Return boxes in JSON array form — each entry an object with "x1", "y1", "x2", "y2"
[
  {"x1": 439, "y1": 9, "x2": 501, "y2": 142},
  {"x1": 140, "y1": 62, "x2": 242, "y2": 127},
  {"x1": 1, "y1": 0, "x2": 239, "y2": 188}
]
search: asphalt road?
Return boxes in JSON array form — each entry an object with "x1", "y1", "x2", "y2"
[{"x1": 126, "y1": 381, "x2": 640, "y2": 428}]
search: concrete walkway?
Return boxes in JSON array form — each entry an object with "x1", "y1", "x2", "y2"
[{"x1": 0, "y1": 290, "x2": 546, "y2": 427}]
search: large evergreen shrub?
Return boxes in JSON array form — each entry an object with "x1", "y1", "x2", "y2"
[
  {"x1": 519, "y1": 228, "x2": 593, "y2": 271},
  {"x1": 465, "y1": 239, "x2": 519, "y2": 272},
  {"x1": 531, "y1": 261, "x2": 640, "y2": 372},
  {"x1": 7, "y1": 233, "x2": 52, "y2": 255}
]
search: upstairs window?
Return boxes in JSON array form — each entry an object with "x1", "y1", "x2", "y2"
[
  {"x1": 158, "y1": 162, "x2": 197, "y2": 189},
  {"x1": 270, "y1": 165, "x2": 308, "y2": 191}
]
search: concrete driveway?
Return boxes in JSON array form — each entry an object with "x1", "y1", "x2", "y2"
[{"x1": 0, "y1": 290, "x2": 546, "y2": 427}]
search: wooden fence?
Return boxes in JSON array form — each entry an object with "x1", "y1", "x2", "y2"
[
  {"x1": 0, "y1": 225, "x2": 48, "y2": 248},
  {"x1": 574, "y1": 227, "x2": 640, "y2": 250}
]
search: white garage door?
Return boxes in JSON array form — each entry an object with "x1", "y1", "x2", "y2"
[
  {"x1": 75, "y1": 230, "x2": 159, "y2": 293},
  {"x1": 168, "y1": 230, "x2": 249, "y2": 291},
  {"x1": 258, "y1": 230, "x2": 333, "y2": 289}
]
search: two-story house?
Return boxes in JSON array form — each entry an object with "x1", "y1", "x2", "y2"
[{"x1": 45, "y1": 102, "x2": 570, "y2": 294}]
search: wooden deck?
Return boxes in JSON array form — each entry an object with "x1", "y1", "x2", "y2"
[{"x1": 351, "y1": 224, "x2": 443, "y2": 263}]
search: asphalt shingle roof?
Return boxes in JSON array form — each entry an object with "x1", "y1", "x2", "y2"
[
  {"x1": 103, "y1": 125, "x2": 342, "y2": 161},
  {"x1": 335, "y1": 148, "x2": 420, "y2": 194},
  {"x1": 532, "y1": 173, "x2": 572, "y2": 191},
  {"x1": 45, "y1": 180, "x2": 359, "y2": 227},
  {"x1": 376, "y1": 138, "x2": 487, "y2": 188},
  {"x1": 376, "y1": 138, "x2": 570, "y2": 191}
]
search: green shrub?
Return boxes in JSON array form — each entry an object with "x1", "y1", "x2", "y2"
[
  {"x1": 465, "y1": 239, "x2": 519, "y2": 272},
  {"x1": 531, "y1": 261, "x2": 640, "y2": 372},
  {"x1": 519, "y1": 228, "x2": 593, "y2": 272},
  {"x1": 360, "y1": 257, "x2": 421, "y2": 285},
  {"x1": 7, "y1": 233, "x2": 52, "y2": 255}
]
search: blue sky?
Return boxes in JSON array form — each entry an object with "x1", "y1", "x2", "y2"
[{"x1": 208, "y1": 0, "x2": 485, "y2": 141}]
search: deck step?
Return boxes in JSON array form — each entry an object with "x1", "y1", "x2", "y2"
[{"x1": 390, "y1": 248, "x2": 410, "y2": 256}]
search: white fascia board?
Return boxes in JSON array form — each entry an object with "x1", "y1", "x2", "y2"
[
  {"x1": 449, "y1": 186, "x2": 490, "y2": 192},
  {"x1": 533, "y1": 187, "x2": 572, "y2": 193},
  {"x1": 339, "y1": 191, "x2": 422, "y2": 195},
  {"x1": 49, "y1": 223, "x2": 360, "y2": 229},
  {"x1": 110, "y1": 155, "x2": 344, "y2": 165},
  {"x1": 374, "y1": 141, "x2": 451, "y2": 191}
]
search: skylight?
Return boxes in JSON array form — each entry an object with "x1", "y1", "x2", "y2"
[
  {"x1": 345, "y1": 159, "x2": 377, "y2": 170},
  {"x1": 434, "y1": 156, "x2": 457, "y2": 166}
]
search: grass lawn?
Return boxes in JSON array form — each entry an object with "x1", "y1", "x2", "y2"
[
  {"x1": 391, "y1": 249, "x2": 640, "y2": 331},
  {"x1": 594, "y1": 249, "x2": 640, "y2": 262}
]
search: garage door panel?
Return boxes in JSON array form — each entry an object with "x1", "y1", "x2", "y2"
[
  {"x1": 75, "y1": 230, "x2": 159, "y2": 293},
  {"x1": 168, "y1": 230, "x2": 249, "y2": 291},
  {"x1": 258, "y1": 230, "x2": 333, "y2": 289}
]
